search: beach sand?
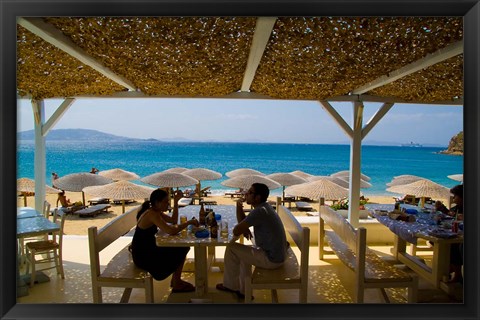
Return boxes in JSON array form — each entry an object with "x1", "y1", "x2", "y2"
[{"x1": 18, "y1": 192, "x2": 395, "y2": 236}]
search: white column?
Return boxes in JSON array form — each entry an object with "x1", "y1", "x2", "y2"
[
  {"x1": 348, "y1": 102, "x2": 363, "y2": 227},
  {"x1": 32, "y1": 100, "x2": 46, "y2": 212}
]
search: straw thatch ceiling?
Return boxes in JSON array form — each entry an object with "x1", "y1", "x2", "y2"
[{"x1": 17, "y1": 16, "x2": 463, "y2": 105}]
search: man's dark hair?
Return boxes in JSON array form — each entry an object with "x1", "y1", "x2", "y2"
[
  {"x1": 252, "y1": 183, "x2": 269, "y2": 202},
  {"x1": 450, "y1": 184, "x2": 463, "y2": 198}
]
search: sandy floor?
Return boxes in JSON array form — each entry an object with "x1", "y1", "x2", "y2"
[{"x1": 18, "y1": 192, "x2": 395, "y2": 236}]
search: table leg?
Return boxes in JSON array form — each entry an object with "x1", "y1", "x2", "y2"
[
  {"x1": 194, "y1": 246, "x2": 208, "y2": 296},
  {"x1": 431, "y1": 242, "x2": 451, "y2": 288}
]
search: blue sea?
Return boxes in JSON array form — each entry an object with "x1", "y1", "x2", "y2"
[{"x1": 17, "y1": 141, "x2": 463, "y2": 197}]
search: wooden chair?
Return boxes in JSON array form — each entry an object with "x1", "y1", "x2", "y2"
[
  {"x1": 88, "y1": 206, "x2": 154, "y2": 303},
  {"x1": 25, "y1": 209, "x2": 66, "y2": 287},
  {"x1": 244, "y1": 197, "x2": 310, "y2": 303},
  {"x1": 19, "y1": 200, "x2": 51, "y2": 257}
]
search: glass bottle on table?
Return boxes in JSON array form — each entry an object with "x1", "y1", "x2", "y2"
[{"x1": 199, "y1": 202, "x2": 206, "y2": 226}]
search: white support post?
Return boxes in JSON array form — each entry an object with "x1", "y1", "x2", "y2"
[
  {"x1": 32, "y1": 100, "x2": 46, "y2": 212},
  {"x1": 348, "y1": 101, "x2": 363, "y2": 227}
]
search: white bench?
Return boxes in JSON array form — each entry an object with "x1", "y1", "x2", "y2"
[
  {"x1": 88, "y1": 206, "x2": 154, "y2": 303},
  {"x1": 244, "y1": 197, "x2": 310, "y2": 303},
  {"x1": 318, "y1": 198, "x2": 418, "y2": 303}
]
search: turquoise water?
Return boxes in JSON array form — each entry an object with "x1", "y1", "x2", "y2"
[{"x1": 17, "y1": 141, "x2": 463, "y2": 197}]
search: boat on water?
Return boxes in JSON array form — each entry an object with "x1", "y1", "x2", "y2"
[{"x1": 401, "y1": 141, "x2": 423, "y2": 147}]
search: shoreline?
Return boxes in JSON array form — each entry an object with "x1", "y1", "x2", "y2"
[{"x1": 18, "y1": 192, "x2": 395, "y2": 236}]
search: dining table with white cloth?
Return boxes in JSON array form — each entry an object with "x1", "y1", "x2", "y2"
[
  {"x1": 366, "y1": 204, "x2": 463, "y2": 292},
  {"x1": 155, "y1": 205, "x2": 237, "y2": 297}
]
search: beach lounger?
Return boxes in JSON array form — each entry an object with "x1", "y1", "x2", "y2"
[
  {"x1": 112, "y1": 199, "x2": 136, "y2": 205},
  {"x1": 77, "y1": 204, "x2": 111, "y2": 218},
  {"x1": 178, "y1": 197, "x2": 192, "y2": 207},
  {"x1": 88, "y1": 197, "x2": 110, "y2": 205},
  {"x1": 295, "y1": 201, "x2": 313, "y2": 211}
]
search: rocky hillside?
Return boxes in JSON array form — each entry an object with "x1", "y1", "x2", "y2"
[{"x1": 440, "y1": 131, "x2": 463, "y2": 155}]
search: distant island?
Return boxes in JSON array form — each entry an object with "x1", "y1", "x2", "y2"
[{"x1": 17, "y1": 128, "x2": 159, "y2": 142}]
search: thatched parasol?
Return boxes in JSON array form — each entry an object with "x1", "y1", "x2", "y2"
[
  {"x1": 447, "y1": 174, "x2": 463, "y2": 182},
  {"x1": 289, "y1": 170, "x2": 314, "y2": 179},
  {"x1": 285, "y1": 178, "x2": 349, "y2": 201},
  {"x1": 267, "y1": 173, "x2": 307, "y2": 199},
  {"x1": 331, "y1": 170, "x2": 371, "y2": 182},
  {"x1": 53, "y1": 173, "x2": 113, "y2": 205},
  {"x1": 83, "y1": 180, "x2": 155, "y2": 213},
  {"x1": 140, "y1": 172, "x2": 199, "y2": 188},
  {"x1": 183, "y1": 168, "x2": 222, "y2": 198},
  {"x1": 163, "y1": 167, "x2": 189, "y2": 173},
  {"x1": 17, "y1": 177, "x2": 61, "y2": 206},
  {"x1": 221, "y1": 174, "x2": 281, "y2": 190},
  {"x1": 386, "y1": 179, "x2": 451, "y2": 207},
  {"x1": 226, "y1": 168, "x2": 265, "y2": 178},
  {"x1": 386, "y1": 174, "x2": 425, "y2": 187},
  {"x1": 98, "y1": 168, "x2": 140, "y2": 181}
]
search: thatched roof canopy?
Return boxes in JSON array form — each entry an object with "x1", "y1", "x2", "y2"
[{"x1": 17, "y1": 16, "x2": 463, "y2": 104}]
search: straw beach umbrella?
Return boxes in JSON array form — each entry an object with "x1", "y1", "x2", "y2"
[
  {"x1": 226, "y1": 168, "x2": 265, "y2": 178},
  {"x1": 140, "y1": 172, "x2": 199, "y2": 188},
  {"x1": 447, "y1": 174, "x2": 463, "y2": 182},
  {"x1": 386, "y1": 179, "x2": 451, "y2": 207},
  {"x1": 53, "y1": 173, "x2": 113, "y2": 206},
  {"x1": 17, "y1": 177, "x2": 61, "y2": 206},
  {"x1": 163, "y1": 167, "x2": 189, "y2": 173},
  {"x1": 183, "y1": 168, "x2": 222, "y2": 198},
  {"x1": 222, "y1": 175, "x2": 281, "y2": 190},
  {"x1": 140, "y1": 172, "x2": 199, "y2": 206},
  {"x1": 290, "y1": 170, "x2": 314, "y2": 179},
  {"x1": 267, "y1": 173, "x2": 307, "y2": 200},
  {"x1": 83, "y1": 180, "x2": 155, "y2": 213},
  {"x1": 331, "y1": 170, "x2": 371, "y2": 182},
  {"x1": 386, "y1": 174, "x2": 425, "y2": 187},
  {"x1": 322, "y1": 175, "x2": 372, "y2": 189},
  {"x1": 285, "y1": 178, "x2": 349, "y2": 201},
  {"x1": 98, "y1": 168, "x2": 140, "y2": 181}
]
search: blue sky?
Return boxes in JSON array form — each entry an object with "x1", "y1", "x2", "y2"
[{"x1": 17, "y1": 98, "x2": 463, "y2": 146}]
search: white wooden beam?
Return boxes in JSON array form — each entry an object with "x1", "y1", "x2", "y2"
[
  {"x1": 352, "y1": 40, "x2": 463, "y2": 95},
  {"x1": 18, "y1": 17, "x2": 137, "y2": 91},
  {"x1": 43, "y1": 98, "x2": 75, "y2": 136},
  {"x1": 362, "y1": 102, "x2": 394, "y2": 139},
  {"x1": 318, "y1": 101, "x2": 353, "y2": 139},
  {"x1": 348, "y1": 101, "x2": 364, "y2": 228},
  {"x1": 32, "y1": 100, "x2": 46, "y2": 212},
  {"x1": 241, "y1": 17, "x2": 277, "y2": 92}
]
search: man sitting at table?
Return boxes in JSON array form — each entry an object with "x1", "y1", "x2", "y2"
[{"x1": 216, "y1": 183, "x2": 288, "y2": 299}]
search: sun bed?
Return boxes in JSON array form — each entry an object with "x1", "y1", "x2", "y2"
[
  {"x1": 112, "y1": 199, "x2": 136, "y2": 205},
  {"x1": 77, "y1": 204, "x2": 111, "y2": 218},
  {"x1": 178, "y1": 197, "x2": 192, "y2": 207},
  {"x1": 88, "y1": 197, "x2": 110, "y2": 205},
  {"x1": 224, "y1": 191, "x2": 244, "y2": 198},
  {"x1": 295, "y1": 201, "x2": 313, "y2": 211}
]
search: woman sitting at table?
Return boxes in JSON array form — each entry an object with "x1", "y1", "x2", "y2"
[{"x1": 131, "y1": 188, "x2": 199, "y2": 292}]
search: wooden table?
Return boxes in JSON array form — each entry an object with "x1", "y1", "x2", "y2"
[
  {"x1": 369, "y1": 205, "x2": 463, "y2": 292},
  {"x1": 155, "y1": 205, "x2": 237, "y2": 297}
]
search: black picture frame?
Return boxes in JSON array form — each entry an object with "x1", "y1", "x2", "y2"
[{"x1": 1, "y1": 1, "x2": 478, "y2": 319}]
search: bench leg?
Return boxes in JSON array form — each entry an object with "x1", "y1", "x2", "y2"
[
  {"x1": 120, "y1": 288, "x2": 132, "y2": 303},
  {"x1": 92, "y1": 286, "x2": 103, "y2": 303},
  {"x1": 407, "y1": 275, "x2": 419, "y2": 303},
  {"x1": 244, "y1": 266, "x2": 253, "y2": 304},
  {"x1": 271, "y1": 289, "x2": 278, "y2": 303},
  {"x1": 145, "y1": 278, "x2": 154, "y2": 303},
  {"x1": 379, "y1": 288, "x2": 390, "y2": 303}
]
